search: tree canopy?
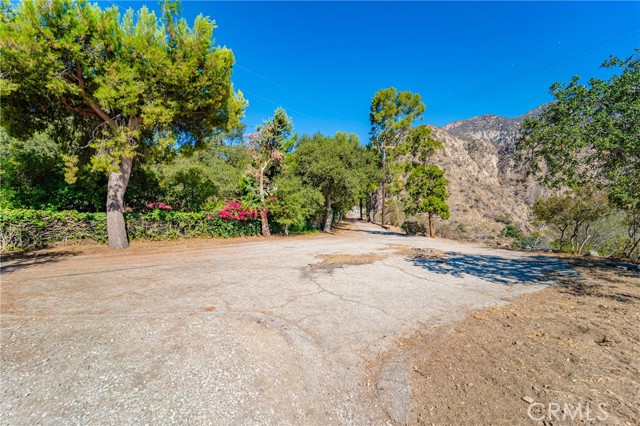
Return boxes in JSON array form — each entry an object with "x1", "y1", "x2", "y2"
[
  {"x1": 247, "y1": 107, "x2": 295, "y2": 236},
  {"x1": 292, "y1": 132, "x2": 379, "y2": 232},
  {"x1": 267, "y1": 174, "x2": 322, "y2": 236},
  {"x1": 0, "y1": 0, "x2": 246, "y2": 247},
  {"x1": 404, "y1": 164, "x2": 450, "y2": 238},
  {"x1": 532, "y1": 188, "x2": 610, "y2": 255},
  {"x1": 517, "y1": 50, "x2": 639, "y2": 211},
  {"x1": 390, "y1": 124, "x2": 443, "y2": 167},
  {"x1": 369, "y1": 88, "x2": 426, "y2": 225},
  {"x1": 369, "y1": 88, "x2": 426, "y2": 149}
]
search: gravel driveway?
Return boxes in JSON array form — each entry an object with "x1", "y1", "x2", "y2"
[{"x1": 1, "y1": 220, "x2": 575, "y2": 425}]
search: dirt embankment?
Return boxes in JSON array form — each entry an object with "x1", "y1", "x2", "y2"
[{"x1": 408, "y1": 258, "x2": 640, "y2": 425}]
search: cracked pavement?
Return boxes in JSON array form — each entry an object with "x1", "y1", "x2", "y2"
[{"x1": 0, "y1": 219, "x2": 575, "y2": 425}]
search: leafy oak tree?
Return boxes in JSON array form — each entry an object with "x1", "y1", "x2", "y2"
[
  {"x1": 293, "y1": 132, "x2": 379, "y2": 233},
  {"x1": 268, "y1": 173, "x2": 322, "y2": 236},
  {"x1": 532, "y1": 188, "x2": 609, "y2": 254},
  {"x1": 0, "y1": 0, "x2": 246, "y2": 248},
  {"x1": 404, "y1": 165, "x2": 450, "y2": 238},
  {"x1": 369, "y1": 88, "x2": 425, "y2": 225},
  {"x1": 517, "y1": 51, "x2": 639, "y2": 211},
  {"x1": 247, "y1": 108, "x2": 295, "y2": 236}
]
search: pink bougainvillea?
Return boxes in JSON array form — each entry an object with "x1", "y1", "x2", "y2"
[
  {"x1": 213, "y1": 200, "x2": 264, "y2": 222},
  {"x1": 147, "y1": 202, "x2": 172, "y2": 211}
]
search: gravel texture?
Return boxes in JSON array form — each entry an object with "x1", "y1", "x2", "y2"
[{"x1": 1, "y1": 219, "x2": 574, "y2": 425}]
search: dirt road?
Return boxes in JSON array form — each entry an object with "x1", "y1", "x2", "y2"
[{"x1": 1, "y1": 220, "x2": 575, "y2": 425}]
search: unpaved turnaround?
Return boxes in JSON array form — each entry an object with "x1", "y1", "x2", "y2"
[{"x1": 1, "y1": 220, "x2": 575, "y2": 425}]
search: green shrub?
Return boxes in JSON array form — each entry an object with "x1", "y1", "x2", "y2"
[
  {"x1": 501, "y1": 224, "x2": 522, "y2": 239},
  {"x1": 402, "y1": 220, "x2": 427, "y2": 235},
  {"x1": 0, "y1": 208, "x2": 261, "y2": 251}
]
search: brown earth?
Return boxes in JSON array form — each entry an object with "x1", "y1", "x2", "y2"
[
  {"x1": 0, "y1": 232, "x2": 327, "y2": 273},
  {"x1": 2, "y1": 220, "x2": 638, "y2": 425},
  {"x1": 408, "y1": 258, "x2": 640, "y2": 425}
]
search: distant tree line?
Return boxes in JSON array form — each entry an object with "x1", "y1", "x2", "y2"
[
  {"x1": 7, "y1": 0, "x2": 636, "y2": 261},
  {"x1": 0, "y1": 1, "x2": 454, "y2": 250}
]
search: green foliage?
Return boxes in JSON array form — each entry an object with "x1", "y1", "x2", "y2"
[
  {"x1": 0, "y1": 127, "x2": 106, "y2": 211},
  {"x1": 384, "y1": 122, "x2": 446, "y2": 232},
  {"x1": 247, "y1": 108, "x2": 296, "y2": 234},
  {"x1": 0, "y1": 126, "x2": 252, "y2": 214},
  {"x1": 401, "y1": 220, "x2": 427, "y2": 236},
  {"x1": 268, "y1": 174, "x2": 323, "y2": 235},
  {"x1": 0, "y1": 209, "x2": 108, "y2": 250},
  {"x1": 248, "y1": 107, "x2": 295, "y2": 183},
  {"x1": 404, "y1": 164, "x2": 450, "y2": 220},
  {"x1": 369, "y1": 88, "x2": 426, "y2": 149},
  {"x1": 154, "y1": 144, "x2": 250, "y2": 212},
  {"x1": 501, "y1": 224, "x2": 522, "y2": 239},
  {"x1": 293, "y1": 132, "x2": 379, "y2": 215},
  {"x1": 1, "y1": 0, "x2": 246, "y2": 247},
  {"x1": 207, "y1": 215, "x2": 261, "y2": 239},
  {"x1": 126, "y1": 208, "x2": 260, "y2": 240},
  {"x1": 369, "y1": 88, "x2": 427, "y2": 225},
  {"x1": 122, "y1": 162, "x2": 165, "y2": 212},
  {"x1": 532, "y1": 188, "x2": 610, "y2": 254},
  {"x1": 517, "y1": 50, "x2": 640, "y2": 210},
  {"x1": 0, "y1": 208, "x2": 260, "y2": 250},
  {"x1": 384, "y1": 198, "x2": 406, "y2": 227},
  {"x1": 1, "y1": 0, "x2": 246, "y2": 172},
  {"x1": 513, "y1": 234, "x2": 542, "y2": 250},
  {"x1": 389, "y1": 124, "x2": 445, "y2": 198},
  {"x1": 392, "y1": 125, "x2": 443, "y2": 165},
  {"x1": 619, "y1": 209, "x2": 640, "y2": 261},
  {"x1": 236, "y1": 174, "x2": 261, "y2": 207}
]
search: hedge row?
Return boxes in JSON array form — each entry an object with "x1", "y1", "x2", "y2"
[{"x1": 0, "y1": 209, "x2": 261, "y2": 251}]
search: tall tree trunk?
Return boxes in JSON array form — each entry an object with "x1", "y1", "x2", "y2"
[
  {"x1": 323, "y1": 195, "x2": 333, "y2": 233},
  {"x1": 380, "y1": 152, "x2": 386, "y2": 226},
  {"x1": 557, "y1": 226, "x2": 567, "y2": 250},
  {"x1": 106, "y1": 157, "x2": 132, "y2": 249},
  {"x1": 428, "y1": 212, "x2": 435, "y2": 238},
  {"x1": 359, "y1": 197, "x2": 363, "y2": 220},
  {"x1": 259, "y1": 166, "x2": 270, "y2": 236}
]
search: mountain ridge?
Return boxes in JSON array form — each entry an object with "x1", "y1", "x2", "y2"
[{"x1": 422, "y1": 106, "x2": 547, "y2": 241}]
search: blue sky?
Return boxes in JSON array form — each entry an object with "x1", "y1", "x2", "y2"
[{"x1": 106, "y1": 1, "x2": 639, "y2": 140}]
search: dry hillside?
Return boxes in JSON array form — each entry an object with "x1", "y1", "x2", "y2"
[{"x1": 426, "y1": 110, "x2": 547, "y2": 242}]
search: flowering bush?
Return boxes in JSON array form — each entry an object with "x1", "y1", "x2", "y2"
[
  {"x1": 215, "y1": 200, "x2": 264, "y2": 222},
  {"x1": 147, "y1": 202, "x2": 172, "y2": 211}
]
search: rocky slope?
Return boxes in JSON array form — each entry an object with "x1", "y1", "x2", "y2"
[{"x1": 426, "y1": 109, "x2": 547, "y2": 241}]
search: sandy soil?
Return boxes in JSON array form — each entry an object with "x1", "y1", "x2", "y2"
[{"x1": 408, "y1": 258, "x2": 640, "y2": 425}]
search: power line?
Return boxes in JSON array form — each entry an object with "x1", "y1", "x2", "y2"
[
  {"x1": 454, "y1": 20, "x2": 639, "y2": 102},
  {"x1": 236, "y1": 64, "x2": 365, "y2": 127},
  {"x1": 241, "y1": 90, "x2": 335, "y2": 129}
]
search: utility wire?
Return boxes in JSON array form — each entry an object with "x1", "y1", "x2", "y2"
[{"x1": 236, "y1": 64, "x2": 365, "y2": 128}]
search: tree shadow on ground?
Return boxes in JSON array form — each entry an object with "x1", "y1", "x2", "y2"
[
  {"x1": 1, "y1": 251, "x2": 74, "y2": 274},
  {"x1": 354, "y1": 228, "x2": 409, "y2": 237},
  {"x1": 411, "y1": 252, "x2": 579, "y2": 285},
  {"x1": 555, "y1": 257, "x2": 640, "y2": 303},
  {"x1": 342, "y1": 219, "x2": 409, "y2": 237}
]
